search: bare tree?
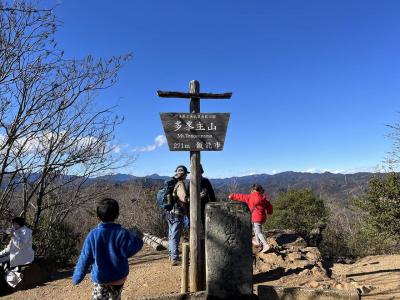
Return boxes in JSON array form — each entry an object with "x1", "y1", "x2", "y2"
[
  {"x1": 117, "y1": 182, "x2": 167, "y2": 237},
  {"x1": 0, "y1": 1, "x2": 133, "y2": 233},
  {"x1": 0, "y1": 1, "x2": 57, "y2": 217},
  {"x1": 227, "y1": 177, "x2": 239, "y2": 194},
  {"x1": 386, "y1": 116, "x2": 400, "y2": 170}
]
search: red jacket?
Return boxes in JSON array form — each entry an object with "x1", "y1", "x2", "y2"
[{"x1": 229, "y1": 191, "x2": 273, "y2": 223}]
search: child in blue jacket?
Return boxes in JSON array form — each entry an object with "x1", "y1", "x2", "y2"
[{"x1": 73, "y1": 198, "x2": 143, "y2": 300}]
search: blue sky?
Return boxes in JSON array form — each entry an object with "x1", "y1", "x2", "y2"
[{"x1": 53, "y1": 0, "x2": 400, "y2": 178}]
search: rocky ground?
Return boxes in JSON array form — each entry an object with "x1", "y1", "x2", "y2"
[
  {"x1": 253, "y1": 230, "x2": 400, "y2": 299},
  {"x1": 2, "y1": 231, "x2": 400, "y2": 299}
]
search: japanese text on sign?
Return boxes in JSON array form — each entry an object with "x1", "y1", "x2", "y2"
[{"x1": 160, "y1": 113, "x2": 230, "y2": 151}]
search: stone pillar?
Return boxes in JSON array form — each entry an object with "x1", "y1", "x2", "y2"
[{"x1": 205, "y1": 202, "x2": 253, "y2": 298}]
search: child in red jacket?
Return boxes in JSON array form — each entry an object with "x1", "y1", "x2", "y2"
[{"x1": 229, "y1": 184, "x2": 273, "y2": 253}]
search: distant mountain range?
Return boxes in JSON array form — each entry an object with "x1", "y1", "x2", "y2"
[
  {"x1": 95, "y1": 173, "x2": 172, "y2": 182},
  {"x1": 97, "y1": 171, "x2": 378, "y2": 203},
  {"x1": 210, "y1": 171, "x2": 375, "y2": 202},
  {"x1": 0, "y1": 171, "x2": 377, "y2": 203}
]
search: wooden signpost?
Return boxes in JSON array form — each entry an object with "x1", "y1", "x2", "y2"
[{"x1": 158, "y1": 80, "x2": 231, "y2": 292}]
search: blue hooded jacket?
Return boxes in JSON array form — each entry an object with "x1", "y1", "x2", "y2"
[{"x1": 72, "y1": 223, "x2": 143, "y2": 285}]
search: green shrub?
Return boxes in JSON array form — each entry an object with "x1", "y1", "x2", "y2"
[
  {"x1": 354, "y1": 172, "x2": 400, "y2": 254},
  {"x1": 265, "y1": 188, "x2": 327, "y2": 237}
]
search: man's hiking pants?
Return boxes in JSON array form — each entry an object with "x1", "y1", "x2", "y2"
[{"x1": 166, "y1": 212, "x2": 183, "y2": 261}]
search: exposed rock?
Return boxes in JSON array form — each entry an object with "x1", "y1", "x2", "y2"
[
  {"x1": 350, "y1": 282, "x2": 372, "y2": 295},
  {"x1": 286, "y1": 251, "x2": 303, "y2": 262},
  {"x1": 301, "y1": 247, "x2": 322, "y2": 262},
  {"x1": 258, "y1": 252, "x2": 285, "y2": 266},
  {"x1": 299, "y1": 269, "x2": 312, "y2": 276},
  {"x1": 265, "y1": 229, "x2": 307, "y2": 249},
  {"x1": 266, "y1": 237, "x2": 279, "y2": 249},
  {"x1": 256, "y1": 262, "x2": 274, "y2": 273},
  {"x1": 335, "y1": 283, "x2": 344, "y2": 290},
  {"x1": 255, "y1": 230, "x2": 325, "y2": 280},
  {"x1": 253, "y1": 229, "x2": 380, "y2": 295},
  {"x1": 305, "y1": 251, "x2": 321, "y2": 262},
  {"x1": 286, "y1": 237, "x2": 308, "y2": 249},
  {"x1": 309, "y1": 280, "x2": 320, "y2": 288},
  {"x1": 287, "y1": 260, "x2": 315, "y2": 271},
  {"x1": 310, "y1": 265, "x2": 328, "y2": 280},
  {"x1": 331, "y1": 273, "x2": 348, "y2": 282}
]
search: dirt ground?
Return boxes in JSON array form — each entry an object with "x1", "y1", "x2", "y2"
[
  {"x1": 2, "y1": 245, "x2": 181, "y2": 300},
  {"x1": 332, "y1": 255, "x2": 400, "y2": 300},
  {"x1": 2, "y1": 246, "x2": 400, "y2": 299}
]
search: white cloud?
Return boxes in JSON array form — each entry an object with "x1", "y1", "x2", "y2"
[
  {"x1": 304, "y1": 168, "x2": 322, "y2": 173},
  {"x1": 134, "y1": 135, "x2": 167, "y2": 152},
  {"x1": 341, "y1": 165, "x2": 382, "y2": 174},
  {"x1": 155, "y1": 135, "x2": 167, "y2": 147},
  {"x1": 237, "y1": 169, "x2": 265, "y2": 176},
  {"x1": 303, "y1": 168, "x2": 344, "y2": 174},
  {"x1": 302, "y1": 166, "x2": 384, "y2": 174},
  {"x1": 0, "y1": 130, "x2": 109, "y2": 156},
  {"x1": 112, "y1": 145, "x2": 121, "y2": 154}
]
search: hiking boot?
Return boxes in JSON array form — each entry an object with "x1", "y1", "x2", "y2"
[
  {"x1": 169, "y1": 256, "x2": 181, "y2": 261},
  {"x1": 171, "y1": 260, "x2": 180, "y2": 266}
]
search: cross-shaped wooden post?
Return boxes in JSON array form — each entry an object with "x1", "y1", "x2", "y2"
[{"x1": 158, "y1": 80, "x2": 231, "y2": 292}]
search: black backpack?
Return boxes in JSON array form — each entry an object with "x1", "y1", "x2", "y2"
[{"x1": 156, "y1": 177, "x2": 178, "y2": 211}]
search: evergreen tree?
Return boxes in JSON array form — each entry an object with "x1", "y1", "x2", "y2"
[
  {"x1": 355, "y1": 172, "x2": 400, "y2": 252},
  {"x1": 265, "y1": 188, "x2": 327, "y2": 236}
]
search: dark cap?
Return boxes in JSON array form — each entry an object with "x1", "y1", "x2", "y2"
[{"x1": 175, "y1": 165, "x2": 190, "y2": 174}]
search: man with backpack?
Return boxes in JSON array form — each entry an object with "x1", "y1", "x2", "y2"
[{"x1": 161, "y1": 165, "x2": 189, "y2": 266}]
